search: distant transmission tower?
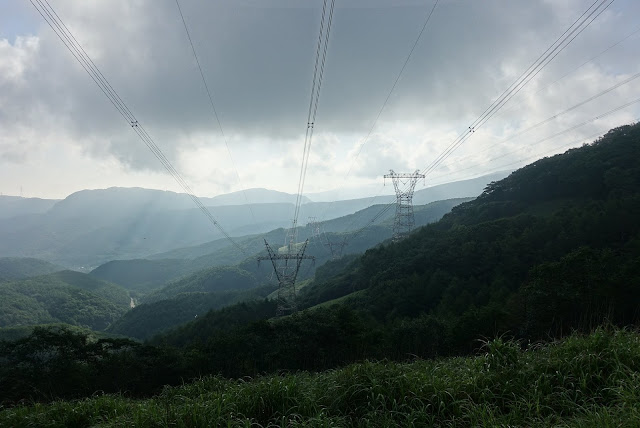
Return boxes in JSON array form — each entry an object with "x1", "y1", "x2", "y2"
[
  {"x1": 258, "y1": 239, "x2": 314, "y2": 316},
  {"x1": 384, "y1": 169, "x2": 425, "y2": 241},
  {"x1": 308, "y1": 216, "x2": 322, "y2": 238},
  {"x1": 324, "y1": 237, "x2": 347, "y2": 260}
]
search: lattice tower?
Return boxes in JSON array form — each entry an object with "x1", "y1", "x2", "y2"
[{"x1": 384, "y1": 169, "x2": 425, "y2": 241}]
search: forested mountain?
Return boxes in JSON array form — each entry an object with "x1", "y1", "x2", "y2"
[
  {"x1": 306, "y1": 171, "x2": 508, "y2": 202},
  {"x1": 90, "y1": 198, "x2": 469, "y2": 294},
  {"x1": 206, "y1": 188, "x2": 312, "y2": 205},
  {"x1": 87, "y1": 197, "x2": 468, "y2": 340},
  {"x1": 107, "y1": 286, "x2": 276, "y2": 340},
  {"x1": 0, "y1": 271, "x2": 130, "y2": 330},
  {"x1": 0, "y1": 176, "x2": 497, "y2": 269},
  {"x1": 0, "y1": 257, "x2": 64, "y2": 282},
  {"x1": 143, "y1": 266, "x2": 258, "y2": 303},
  {"x1": 89, "y1": 259, "x2": 192, "y2": 293},
  {"x1": 104, "y1": 266, "x2": 264, "y2": 339},
  {"x1": 151, "y1": 123, "x2": 640, "y2": 372}
]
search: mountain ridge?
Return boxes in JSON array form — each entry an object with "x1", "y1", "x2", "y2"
[{"x1": 0, "y1": 175, "x2": 500, "y2": 268}]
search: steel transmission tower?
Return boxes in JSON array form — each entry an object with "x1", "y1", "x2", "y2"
[
  {"x1": 384, "y1": 169, "x2": 425, "y2": 241},
  {"x1": 324, "y1": 237, "x2": 347, "y2": 260},
  {"x1": 258, "y1": 239, "x2": 314, "y2": 316},
  {"x1": 308, "y1": 217, "x2": 322, "y2": 238}
]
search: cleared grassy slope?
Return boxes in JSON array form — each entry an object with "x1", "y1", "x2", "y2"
[{"x1": 2, "y1": 328, "x2": 639, "y2": 427}]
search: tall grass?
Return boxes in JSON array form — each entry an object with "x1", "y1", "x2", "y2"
[{"x1": 2, "y1": 327, "x2": 639, "y2": 427}]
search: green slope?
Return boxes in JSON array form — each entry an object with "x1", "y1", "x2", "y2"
[
  {"x1": 107, "y1": 285, "x2": 276, "y2": 340},
  {"x1": 153, "y1": 123, "x2": 640, "y2": 366},
  {"x1": 2, "y1": 328, "x2": 640, "y2": 426},
  {"x1": 143, "y1": 266, "x2": 258, "y2": 304},
  {"x1": 85, "y1": 197, "x2": 468, "y2": 298},
  {"x1": 89, "y1": 258, "x2": 192, "y2": 293},
  {"x1": 0, "y1": 271, "x2": 130, "y2": 330},
  {"x1": 0, "y1": 257, "x2": 65, "y2": 282}
]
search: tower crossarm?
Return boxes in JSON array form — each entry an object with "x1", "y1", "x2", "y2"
[{"x1": 383, "y1": 170, "x2": 426, "y2": 180}]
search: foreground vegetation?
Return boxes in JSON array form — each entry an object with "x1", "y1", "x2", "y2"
[{"x1": 2, "y1": 327, "x2": 639, "y2": 427}]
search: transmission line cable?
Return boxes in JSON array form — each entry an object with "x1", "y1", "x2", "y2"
[
  {"x1": 316, "y1": 0, "x2": 439, "y2": 227},
  {"x1": 435, "y1": 70, "x2": 640, "y2": 169},
  {"x1": 343, "y1": 0, "x2": 439, "y2": 182},
  {"x1": 344, "y1": 0, "x2": 614, "y2": 237},
  {"x1": 290, "y1": 0, "x2": 336, "y2": 244},
  {"x1": 345, "y1": 97, "x2": 639, "y2": 245},
  {"x1": 345, "y1": 0, "x2": 617, "y2": 245},
  {"x1": 420, "y1": 0, "x2": 614, "y2": 178},
  {"x1": 174, "y1": 0, "x2": 257, "y2": 225},
  {"x1": 427, "y1": 119, "x2": 639, "y2": 188},
  {"x1": 493, "y1": 23, "x2": 640, "y2": 121},
  {"x1": 30, "y1": 0, "x2": 246, "y2": 254},
  {"x1": 429, "y1": 97, "x2": 640, "y2": 181}
]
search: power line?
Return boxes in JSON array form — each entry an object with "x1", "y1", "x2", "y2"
[
  {"x1": 436, "y1": 70, "x2": 640, "y2": 169},
  {"x1": 317, "y1": 0, "x2": 439, "y2": 225},
  {"x1": 426, "y1": 119, "x2": 639, "y2": 188},
  {"x1": 343, "y1": 0, "x2": 439, "y2": 182},
  {"x1": 30, "y1": 0, "x2": 246, "y2": 254},
  {"x1": 344, "y1": 98, "x2": 639, "y2": 246},
  {"x1": 290, "y1": 0, "x2": 336, "y2": 246},
  {"x1": 429, "y1": 97, "x2": 640, "y2": 182},
  {"x1": 492, "y1": 23, "x2": 640, "y2": 121},
  {"x1": 343, "y1": 0, "x2": 618, "y2": 247},
  {"x1": 174, "y1": 0, "x2": 257, "y2": 225},
  {"x1": 420, "y1": 0, "x2": 615, "y2": 178}
]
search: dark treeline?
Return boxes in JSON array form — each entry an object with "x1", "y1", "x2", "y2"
[{"x1": 1, "y1": 123, "x2": 639, "y2": 405}]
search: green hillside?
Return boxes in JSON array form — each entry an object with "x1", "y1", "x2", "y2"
[
  {"x1": 0, "y1": 271, "x2": 130, "y2": 330},
  {"x1": 107, "y1": 286, "x2": 276, "y2": 340},
  {"x1": 90, "y1": 258, "x2": 192, "y2": 293},
  {"x1": 92, "y1": 197, "x2": 469, "y2": 296},
  {"x1": 154, "y1": 123, "x2": 640, "y2": 367},
  {"x1": 0, "y1": 257, "x2": 64, "y2": 282},
  {"x1": 143, "y1": 266, "x2": 258, "y2": 304}
]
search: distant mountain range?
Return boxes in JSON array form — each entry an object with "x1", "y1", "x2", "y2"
[
  {"x1": 306, "y1": 172, "x2": 509, "y2": 202},
  {"x1": 0, "y1": 173, "x2": 506, "y2": 269}
]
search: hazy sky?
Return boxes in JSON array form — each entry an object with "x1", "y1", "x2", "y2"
[{"x1": 1, "y1": 0, "x2": 639, "y2": 199}]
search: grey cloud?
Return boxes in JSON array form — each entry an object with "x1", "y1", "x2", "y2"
[{"x1": 2, "y1": 0, "x2": 640, "y2": 174}]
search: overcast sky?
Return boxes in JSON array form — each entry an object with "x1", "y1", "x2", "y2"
[{"x1": 1, "y1": 0, "x2": 639, "y2": 200}]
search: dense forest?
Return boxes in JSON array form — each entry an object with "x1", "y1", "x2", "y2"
[
  {"x1": 0, "y1": 270, "x2": 130, "y2": 330},
  {"x1": 0, "y1": 123, "x2": 639, "y2": 422},
  {"x1": 108, "y1": 285, "x2": 276, "y2": 340}
]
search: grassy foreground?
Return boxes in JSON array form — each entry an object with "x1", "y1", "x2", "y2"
[{"x1": 2, "y1": 327, "x2": 639, "y2": 427}]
